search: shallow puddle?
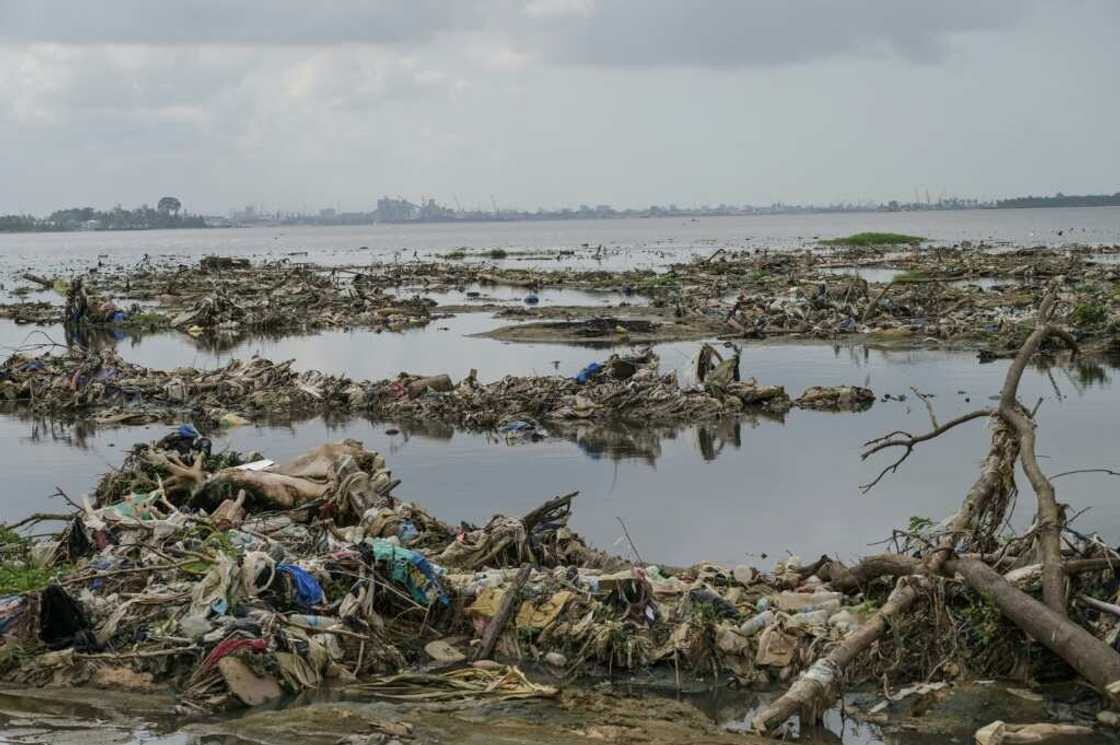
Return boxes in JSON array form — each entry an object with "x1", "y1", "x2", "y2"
[
  {"x1": 421, "y1": 283, "x2": 649, "y2": 307},
  {"x1": 819, "y1": 267, "x2": 906, "y2": 284},
  {"x1": 0, "y1": 315, "x2": 700, "y2": 383},
  {"x1": 947, "y1": 276, "x2": 1010, "y2": 290}
]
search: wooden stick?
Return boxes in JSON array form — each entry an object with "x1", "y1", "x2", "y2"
[{"x1": 474, "y1": 564, "x2": 531, "y2": 662}]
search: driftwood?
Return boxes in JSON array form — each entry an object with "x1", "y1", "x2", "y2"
[
  {"x1": 755, "y1": 289, "x2": 1120, "y2": 736},
  {"x1": 21, "y1": 273, "x2": 54, "y2": 289},
  {"x1": 522, "y1": 491, "x2": 578, "y2": 535},
  {"x1": 994, "y1": 291, "x2": 1079, "y2": 615},
  {"x1": 826, "y1": 554, "x2": 1119, "y2": 593},
  {"x1": 948, "y1": 557, "x2": 1120, "y2": 696},
  {"x1": 474, "y1": 565, "x2": 531, "y2": 662}
]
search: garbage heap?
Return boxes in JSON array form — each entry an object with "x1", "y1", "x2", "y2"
[
  {"x1": 166, "y1": 280, "x2": 437, "y2": 338},
  {"x1": 0, "y1": 347, "x2": 873, "y2": 430},
  {"x1": 0, "y1": 262, "x2": 439, "y2": 337},
  {"x1": 2, "y1": 432, "x2": 1117, "y2": 717}
]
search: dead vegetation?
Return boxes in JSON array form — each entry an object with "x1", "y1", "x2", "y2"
[
  {"x1": 4, "y1": 243, "x2": 1120, "y2": 357},
  {"x1": 0, "y1": 345, "x2": 873, "y2": 431}
]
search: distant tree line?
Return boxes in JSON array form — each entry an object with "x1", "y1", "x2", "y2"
[
  {"x1": 996, "y1": 192, "x2": 1120, "y2": 209},
  {"x1": 0, "y1": 197, "x2": 205, "y2": 233}
]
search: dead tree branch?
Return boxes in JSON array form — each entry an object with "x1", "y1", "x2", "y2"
[
  {"x1": 859, "y1": 408, "x2": 994, "y2": 492},
  {"x1": 995, "y1": 288, "x2": 1079, "y2": 615}
]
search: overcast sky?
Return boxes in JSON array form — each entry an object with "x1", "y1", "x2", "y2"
[{"x1": 1, "y1": 1, "x2": 1117, "y2": 215}]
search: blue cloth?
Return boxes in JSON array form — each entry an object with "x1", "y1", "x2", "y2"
[
  {"x1": 178, "y1": 423, "x2": 201, "y2": 439},
  {"x1": 397, "y1": 520, "x2": 419, "y2": 543},
  {"x1": 369, "y1": 539, "x2": 449, "y2": 606},
  {"x1": 574, "y1": 361, "x2": 602, "y2": 384},
  {"x1": 276, "y1": 564, "x2": 325, "y2": 607}
]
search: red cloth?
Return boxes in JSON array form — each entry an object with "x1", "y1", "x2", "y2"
[{"x1": 198, "y1": 637, "x2": 267, "y2": 673}]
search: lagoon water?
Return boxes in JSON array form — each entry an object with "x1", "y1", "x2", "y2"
[
  {"x1": 2, "y1": 208, "x2": 1120, "y2": 566},
  {"x1": 2, "y1": 328, "x2": 1118, "y2": 567},
  {"x1": 0, "y1": 207, "x2": 1118, "y2": 275}
]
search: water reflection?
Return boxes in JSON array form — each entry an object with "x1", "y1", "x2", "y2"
[
  {"x1": 3, "y1": 344, "x2": 1120, "y2": 567},
  {"x1": 0, "y1": 315, "x2": 710, "y2": 383}
]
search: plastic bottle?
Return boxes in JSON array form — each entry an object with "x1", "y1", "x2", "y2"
[{"x1": 739, "y1": 609, "x2": 775, "y2": 636}]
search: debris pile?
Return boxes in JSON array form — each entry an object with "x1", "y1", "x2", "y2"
[
  {"x1": 0, "y1": 418, "x2": 1118, "y2": 731},
  {"x1": 0, "y1": 346, "x2": 874, "y2": 430},
  {"x1": 6, "y1": 243, "x2": 1120, "y2": 355},
  {"x1": 1, "y1": 261, "x2": 440, "y2": 339}
]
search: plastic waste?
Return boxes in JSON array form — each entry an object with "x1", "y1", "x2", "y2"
[
  {"x1": 276, "y1": 564, "x2": 325, "y2": 607},
  {"x1": 574, "y1": 361, "x2": 603, "y2": 384},
  {"x1": 287, "y1": 614, "x2": 340, "y2": 629},
  {"x1": 794, "y1": 597, "x2": 841, "y2": 614},
  {"x1": 775, "y1": 591, "x2": 842, "y2": 611},
  {"x1": 180, "y1": 614, "x2": 214, "y2": 639},
  {"x1": 397, "y1": 520, "x2": 419, "y2": 544},
  {"x1": 787, "y1": 609, "x2": 830, "y2": 628},
  {"x1": 739, "y1": 610, "x2": 775, "y2": 636}
]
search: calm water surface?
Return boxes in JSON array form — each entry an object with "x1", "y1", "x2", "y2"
[
  {"x1": 2, "y1": 338, "x2": 1116, "y2": 568},
  {"x1": 0, "y1": 207, "x2": 1118, "y2": 277},
  {"x1": 2, "y1": 211, "x2": 1119, "y2": 565}
]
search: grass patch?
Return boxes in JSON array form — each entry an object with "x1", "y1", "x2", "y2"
[
  {"x1": 0, "y1": 528, "x2": 68, "y2": 595},
  {"x1": 487, "y1": 248, "x2": 509, "y2": 259},
  {"x1": 821, "y1": 232, "x2": 925, "y2": 247},
  {"x1": 121, "y1": 311, "x2": 169, "y2": 327},
  {"x1": 893, "y1": 269, "x2": 929, "y2": 284},
  {"x1": 444, "y1": 249, "x2": 467, "y2": 260},
  {"x1": 1072, "y1": 302, "x2": 1108, "y2": 327},
  {"x1": 638, "y1": 272, "x2": 680, "y2": 290}
]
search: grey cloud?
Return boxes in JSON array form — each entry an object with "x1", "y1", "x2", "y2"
[
  {"x1": 514, "y1": 0, "x2": 1027, "y2": 68},
  {"x1": 0, "y1": 1, "x2": 486, "y2": 45},
  {"x1": 1, "y1": 0, "x2": 1027, "y2": 68}
]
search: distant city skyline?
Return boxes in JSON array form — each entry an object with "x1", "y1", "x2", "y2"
[{"x1": 5, "y1": 188, "x2": 1117, "y2": 234}]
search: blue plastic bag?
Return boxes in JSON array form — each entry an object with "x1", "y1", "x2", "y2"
[
  {"x1": 276, "y1": 564, "x2": 325, "y2": 607},
  {"x1": 574, "y1": 361, "x2": 602, "y2": 384}
]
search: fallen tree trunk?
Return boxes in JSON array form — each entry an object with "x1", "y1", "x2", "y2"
[
  {"x1": 948, "y1": 557, "x2": 1120, "y2": 699},
  {"x1": 828, "y1": 554, "x2": 1119, "y2": 593}
]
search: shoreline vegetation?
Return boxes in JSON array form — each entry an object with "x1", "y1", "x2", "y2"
[
  {"x1": 0, "y1": 198, "x2": 205, "y2": 234},
  {"x1": 819, "y1": 232, "x2": 925, "y2": 247},
  {"x1": 1, "y1": 191, "x2": 1119, "y2": 234}
]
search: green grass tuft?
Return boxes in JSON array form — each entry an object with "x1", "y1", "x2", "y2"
[
  {"x1": 821, "y1": 232, "x2": 925, "y2": 247},
  {"x1": 1072, "y1": 302, "x2": 1108, "y2": 327}
]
